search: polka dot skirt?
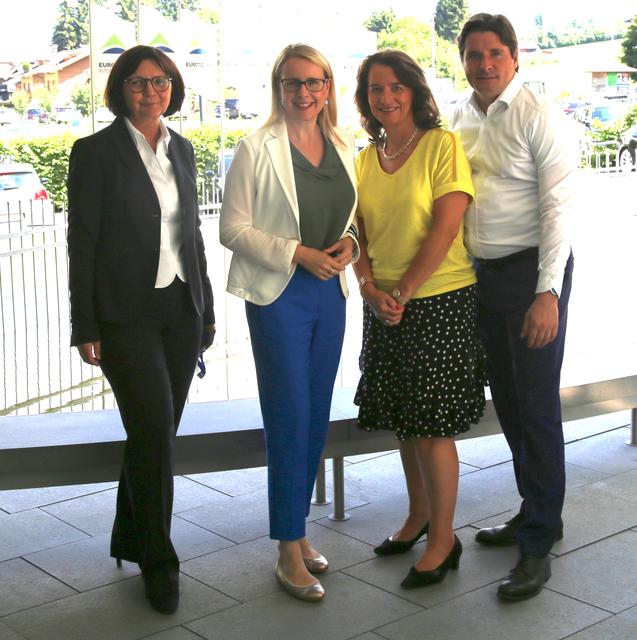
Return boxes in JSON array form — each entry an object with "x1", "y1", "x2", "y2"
[{"x1": 355, "y1": 285, "x2": 487, "y2": 440}]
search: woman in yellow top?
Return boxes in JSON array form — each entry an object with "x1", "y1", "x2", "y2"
[{"x1": 353, "y1": 49, "x2": 486, "y2": 589}]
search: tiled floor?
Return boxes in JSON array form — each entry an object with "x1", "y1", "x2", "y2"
[{"x1": 1, "y1": 411, "x2": 636, "y2": 640}]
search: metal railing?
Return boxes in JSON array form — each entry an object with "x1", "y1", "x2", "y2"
[
  {"x1": 0, "y1": 184, "x2": 222, "y2": 416},
  {"x1": 1, "y1": 169, "x2": 368, "y2": 416},
  {"x1": 579, "y1": 140, "x2": 628, "y2": 173},
  {"x1": 3, "y1": 167, "x2": 635, "y2": 417}
]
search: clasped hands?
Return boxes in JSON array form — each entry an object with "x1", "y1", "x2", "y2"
[
  {"x1": 294, "y1": 236, "x2": 354, "y2": 281},
  {"x1": 363, "y1": 287, "x2": 409, "y2": 327}
]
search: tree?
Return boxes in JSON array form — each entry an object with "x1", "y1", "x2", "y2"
[
  {"x1": 376, "y1": 16, "x2": 457, "y2": 79},
  {"x1": 434, "y1": 0, "x2": 468, "y2": 43},
  {"x1": 12, "y1": 90, "x2": 30, "y2": 116},
  {"x1": 71, "y1": 83, "x2": 92, "y2": 117},
  {"x1": 114, "y1": 0, "x2": 137, "y2": 22},
  {"x1": 52, "y1": 0, "x2": 205, "y2": 49},
  {"x1": 153, "y1": 0, "x2": 200, "y2": 21},
  {"x1": 197, "y1": 6, "x2": 219, "y2": 25},
  {"x1": 52, "y1": 0, "x2": 105, "y2": 50},
  {"x1": 364, "y1": 9, "x2": 396, "y2": 35},
  {"x1": 52, "y1": 0, "x2": 83, "y2": 50},
  {"x1": 33, "y1": 87, "x2": 55, "y2": 115},
  {"x1": 621, "y1": 15, "x2": 637, "y2": 78}
]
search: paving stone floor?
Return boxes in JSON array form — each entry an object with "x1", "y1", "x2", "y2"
[{"x1": 1, "y1": 411, "x2": 636, "y2": 640}]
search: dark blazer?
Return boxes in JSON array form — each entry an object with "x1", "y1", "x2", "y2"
[{"x1": 67, "y1": 116, "x2": 214, "y2": 346}]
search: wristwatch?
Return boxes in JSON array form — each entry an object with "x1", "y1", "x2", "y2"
[
  {"x1": 391, "y1": 288, "x2": 408, "y2": 305},
  {"x1": 548, "y1": 288, "x2": 559, "y2": 298}
]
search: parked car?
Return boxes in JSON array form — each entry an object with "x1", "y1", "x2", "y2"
[
  {"x1": 26, "y1": 107, "x2": 49, "y2": 123},
  {"x1": 94, "y1": 106, "x2": 115, "y2": 123},
  {"x1": 53, "y1": 106, "x2": 82, "y2": 125},
  {"x1": 561, "y1": 100, "x2": 584, "y2": 117},
  {"x1": 214, "y1": 99, "x2": 240, "y2": 119},
  {"x1": 576, "y1": 102, "x2": 629, "y2": 128},
  {"x1": 617, "y1": 124, "x2": 637, "y2": 170},
  {"x1": 0, "y1": 163, "x2": 54, "y2": 218},
  {"x1": 0, "y1": 107, "x2": 19, "y2": 126},
  {"x1": 204, "y1": 148, "x2": 235, "y2": 194}
]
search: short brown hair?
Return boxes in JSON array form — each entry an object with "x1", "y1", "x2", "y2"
[
  {"x1": 104, "y1": 45, "x2": 185, "y2": 117},
  {"x1": 457, "y1": 14, "x2": 519, "y2": 72},
  {"x1": 354, "y1": 49, "x2": 441, "y2": 144}
]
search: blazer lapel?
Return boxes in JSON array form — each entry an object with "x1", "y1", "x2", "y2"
[
  {"x1": 264, "y1": 122, "x2": 299, "y2": 223},
  {"x1": 110, "y1": 117, "x2": 160, "y2": 210}
]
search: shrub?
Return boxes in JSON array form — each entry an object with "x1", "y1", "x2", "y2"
[
  {"x1": 183, "y1": 123, "x2": 250, "y2": 185},
  {"x1": 0, "y1": 123, "x2": 252, "y2": 210},
  {"x1": 0, "y1": 133, "x2": 76, "y2": 210}
]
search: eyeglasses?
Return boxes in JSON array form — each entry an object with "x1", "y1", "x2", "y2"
[
  {"x1": 280, "y1": 77, "x2": 329, "y2": 93},
  {"x1": 124, "y1": 76, "x2": 172, "y2": 93}
]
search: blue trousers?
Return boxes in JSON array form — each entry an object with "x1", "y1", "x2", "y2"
[
  {"x1": 246, "y1": 268, "x2": 346, "y2": 540},
  {"x1": 475, "y1": 250, "x2": 574, "y2": 557}
]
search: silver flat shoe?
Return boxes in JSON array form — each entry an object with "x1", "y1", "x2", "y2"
[
  {"x1": 275, "y1": 562, "x2": 325, "y2": 602},
  {"x1": 303, "y1": 553, "x2": 329, "y2": 574}
]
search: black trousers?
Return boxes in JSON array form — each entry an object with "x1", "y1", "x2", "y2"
[
  {"x1": 99, "y1": 278, "x2": 201, "y2": 570},
  {"x1": 475, "y1": 249, "x2": 574, "y2": 557}
]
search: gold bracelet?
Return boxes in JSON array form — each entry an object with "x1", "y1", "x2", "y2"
[{"x1": 358, "y1": 274, "x2": 375, "y2": 292}]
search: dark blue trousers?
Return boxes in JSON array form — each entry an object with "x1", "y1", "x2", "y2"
[
  {"x1": 475, "y1": 250, "x2": 574, "y2": 557},
  {"x1": 246, "y1": 268, "x2": 346, "y2": 540}
]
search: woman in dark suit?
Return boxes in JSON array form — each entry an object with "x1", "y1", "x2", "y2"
[{"x1": 67, "y1": 45, "x2": 214, "y2": 614}]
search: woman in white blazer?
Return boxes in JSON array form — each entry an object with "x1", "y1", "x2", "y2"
[{"x1": 220, "y1": 43, "x2": 358, "y2": 602}]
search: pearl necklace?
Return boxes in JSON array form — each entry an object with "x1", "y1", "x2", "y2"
[{"x1": 381, "y1": 127, "x2": 419, "y2": 161}]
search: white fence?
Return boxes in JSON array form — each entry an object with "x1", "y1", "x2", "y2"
[
  {"x1": 0, "y1": 183, "x2": 363, "y2": 416},
  {"x1": 2, "y1": 167, "x2": 636, "y2": 416}
]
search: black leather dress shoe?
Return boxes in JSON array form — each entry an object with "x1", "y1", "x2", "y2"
[
  {"x1": 374, "y1": 523, "x2": 430, "y2": 556},
  {"x1": 142, "y1": 563, "x2": 179, "y2": 614},
  {"x1": 497, "y1": 555, "x2": 551, "y2": 601},
  {"x1": 475, "y1": 513, "x2": 563, "y2": 546},
  {"x1": 401, "y1": 536, "x2": 462, "y2": 589}
]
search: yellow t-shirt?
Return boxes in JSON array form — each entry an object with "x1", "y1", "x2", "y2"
[{"x1": 356, "y1": 128, "x2": 476, "y2": 298}]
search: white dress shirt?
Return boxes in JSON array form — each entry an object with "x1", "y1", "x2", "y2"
[
  {"x1": 125, "y1": 117, "x2": 187, "y2": 288},
  {"x1": 450, "y1": 74, "x2": 577, "y2": 295}
]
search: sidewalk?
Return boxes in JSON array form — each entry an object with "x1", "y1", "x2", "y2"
[{"x1": 1, "y1": 411, "x2": 636, "y2": 640}]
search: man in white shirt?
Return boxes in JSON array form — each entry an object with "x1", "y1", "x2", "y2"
[{"x1": 451, "y1": 13, "x2": 576, "y2": 602}]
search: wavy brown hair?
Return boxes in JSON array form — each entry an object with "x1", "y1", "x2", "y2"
[
  {"x1": 104, "y1": 45, "x2": 185, "y2": 118},
  {"x1": 354, "y1": 49, "x2": 441, "y2": 144}
]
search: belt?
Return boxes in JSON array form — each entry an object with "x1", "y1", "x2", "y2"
[{"x1": 474, "y1": 247, "x2": 539, "y2": 269}]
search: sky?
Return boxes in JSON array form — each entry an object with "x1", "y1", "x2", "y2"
[{"x1": 0, "y1": 0, "x2": 633, "y2": 60}]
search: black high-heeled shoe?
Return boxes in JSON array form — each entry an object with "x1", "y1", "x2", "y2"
[
  {"x1": 373, "y1": 522, "x2": 430, "y2": 555},
  {"x1": 141, "y1": 562, "x2": 180, "y2": 614},
  {"x1": 400, "y1": 535, "x2": 462, "y2": 589}
]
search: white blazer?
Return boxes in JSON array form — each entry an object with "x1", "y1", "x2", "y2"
[{"x1": 219, "y1": 120, "x2": 359, "y2": 305}]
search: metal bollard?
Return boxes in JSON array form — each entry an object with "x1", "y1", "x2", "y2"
[
  {"x1": 328, "y1": 456, "x2": 350, "y2": 521},
  {"x1": 311, "y1": 458, "x2": 331, "y2": 505},
  {"x1": 627, "y1": 408, "x2": 637, "y2": 446}
]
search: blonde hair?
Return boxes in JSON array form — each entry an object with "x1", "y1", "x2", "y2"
[{"x1": 262, "y1": 43, "x2": 346, "y2": 149}]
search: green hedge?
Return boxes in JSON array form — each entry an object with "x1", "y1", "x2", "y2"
[
  {"x1": 0, "y1": 133, "x2": 76, "y2": 210},
  {"x1": 0, "y1": 123, "x2": 252, "y2": 210}
]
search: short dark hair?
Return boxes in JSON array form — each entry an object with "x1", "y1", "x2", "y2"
[
  {"x1": 354, "y1": 49, "x2": 441, "y2": 144},
  {"x1": 104, "y1": 45, "x2": 185, "y2": 117},
  {"x1": 457, "y1": 14, "x2": 519, "y2": 72}
]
